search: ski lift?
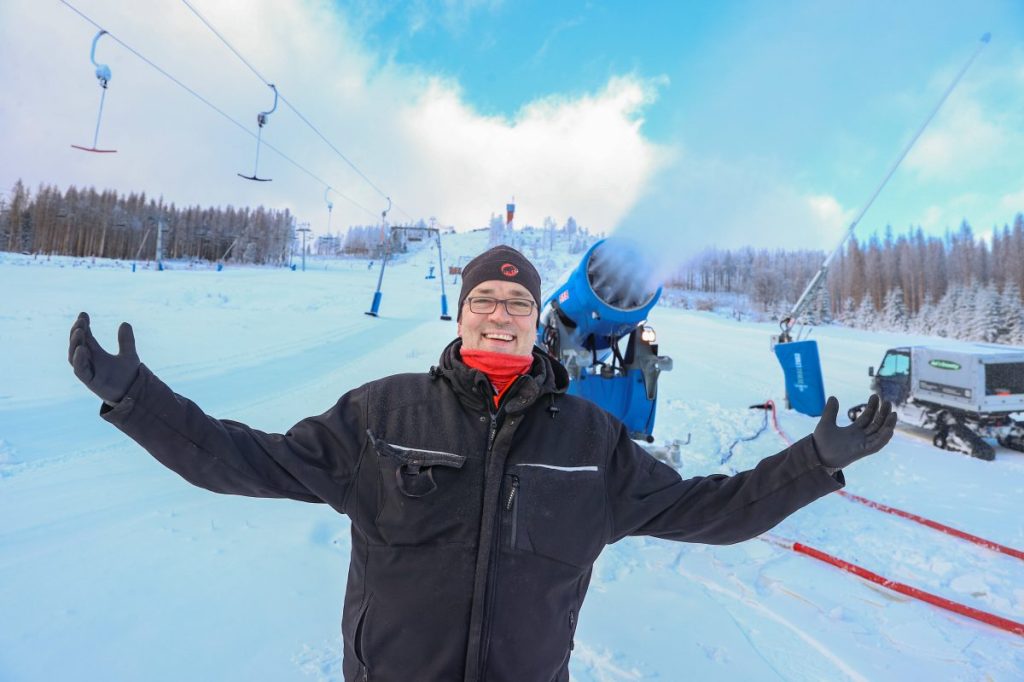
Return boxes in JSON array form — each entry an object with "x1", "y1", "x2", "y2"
[
  {"x1": 72, "y1": 30, "x2": 117, "y2": 154},
  {"x1": 324, "y1": 186, "x2": 334, "y2": 232},
  {"x1": 238, "y1": 83, "x2": 278, "y2": 182}
]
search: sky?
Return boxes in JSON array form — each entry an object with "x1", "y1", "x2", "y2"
[{"x1": 1, "y1": 0, "x2": 1022, "y2": 260}]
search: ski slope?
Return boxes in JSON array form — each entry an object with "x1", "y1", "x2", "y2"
[{"x1": 1, "y1": 231, "x2": 1022, "y2": 681}]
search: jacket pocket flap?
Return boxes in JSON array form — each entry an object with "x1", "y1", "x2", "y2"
[{"x1": 367, "y1": 430, "x2": 466, "y2": 469}]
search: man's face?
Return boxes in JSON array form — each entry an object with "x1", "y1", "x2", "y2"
[{"x1": 458, "y1": 280, "x2": 538, "y2": 356}]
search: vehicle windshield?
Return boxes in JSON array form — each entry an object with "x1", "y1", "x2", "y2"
[{"x1": 877, "y1": 351, "x2": 910, "y2": 377}]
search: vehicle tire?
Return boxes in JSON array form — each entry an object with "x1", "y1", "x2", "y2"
[{"x1": 932, "y1": 432, "x2": 947, "y2": 450}]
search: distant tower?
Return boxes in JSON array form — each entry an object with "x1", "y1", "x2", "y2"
[{"x1": 506, "y1": 199, "x2": 515, "y2": 231}]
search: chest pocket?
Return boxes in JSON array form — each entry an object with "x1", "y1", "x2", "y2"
[
  {"x1": 368, "y1": 430, "x2": 474, "y2": 546},
  {"x1": 508, "y1": 463, "x2": 607, "y2": 568}
]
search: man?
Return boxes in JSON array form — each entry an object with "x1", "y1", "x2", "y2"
[{"x1": 69, "y1": 245, "x2": 895, "y2": 682}]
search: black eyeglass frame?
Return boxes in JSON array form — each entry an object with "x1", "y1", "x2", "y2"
[{"x1": 464, "y1": 296, "x2": 537, "y2": 316}]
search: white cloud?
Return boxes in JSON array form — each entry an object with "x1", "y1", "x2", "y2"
[
  {"x1": 904, "y1": 97, "x2": 1008, "y2": 182},
  {"x1": 918, "y1": 205, "x2": 944, "y2": 231},
  {"x1": 613, "y1": 152, "x2": 853, "y2": 281},
  {"x1": 0, "y1": 0, "x2": 664, "y2": 237},
  {"x1": 998, "y1": 187, "x2": 1024, "y2": 217},
  {"x1": 903, "y1": 52, "x2": 1024, "y2": 185}
]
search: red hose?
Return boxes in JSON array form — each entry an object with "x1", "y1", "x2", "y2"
[
  {"x1": 835, "y1": 490, "x2": 1024, "y2": 561},
  {"x1": 767, "y1": 535, "x2": 1024, "y2": 638},
  {"x1": 759, "y1": 401, "x2": 1024, "y2": 636}
]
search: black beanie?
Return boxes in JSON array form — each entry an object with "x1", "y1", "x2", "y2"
[{"x1": 458, "y1": 245, "x2": 542, "y2": 320}]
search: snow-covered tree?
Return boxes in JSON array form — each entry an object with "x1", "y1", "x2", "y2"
[
  {"x1": 880, "y1": 287, "x2": 908, "y2": 332},
  {"x1": 1002, "y1": 282, "x2": 1024, "y2": 345},
  {"x1": 969, "y1": 284, "x2": 1002, "y2": 343}
]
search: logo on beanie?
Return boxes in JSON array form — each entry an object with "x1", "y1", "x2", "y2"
[{"x1": 501, "y1": 263, "x2": 519, "y2": 277}]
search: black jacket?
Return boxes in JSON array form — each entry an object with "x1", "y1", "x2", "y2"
[{"x1": 101, "y1": 339, "x2": 842, "y2": 681}]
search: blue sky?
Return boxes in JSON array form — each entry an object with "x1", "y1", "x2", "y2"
[
  {"x1": 2, "y1": 0, "x2": 1022, "y2": 261},
  {"x1": 353, "y1": 0, "x2": 1024, "y2": 240}
]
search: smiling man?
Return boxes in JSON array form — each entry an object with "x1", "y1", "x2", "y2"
[{"x1": 69, "y1": 244, "x2": 895, "y2": 681}]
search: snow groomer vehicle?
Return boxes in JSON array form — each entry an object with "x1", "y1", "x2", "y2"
[
  {"x1": 850, "y1": 346, "x2": 1024, "y2": 460},
  {"x1": 537, "y1": 239, "x2": 673, "y2": 443}
]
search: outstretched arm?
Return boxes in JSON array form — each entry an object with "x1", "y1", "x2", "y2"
[
  {"x1": 606, "y1": 395, "x2": 896, "y2": 545},
  {"x1": 68, "y1": 313, "x2": 365, "y2": 512}
]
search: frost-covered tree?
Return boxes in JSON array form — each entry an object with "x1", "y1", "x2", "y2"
[
  {"x1": 1003, "y1": 282, "x2": 1024, "y2": 345},
  {"x1": 913, "y1": 300, "x2": 937, "y2": 337},
  {"x1": 970, "y1": 284, "x2": 1003, "y2": 343},
  {"x1": 880, "y1": 287, "x2": 908, "y2": 332},
  {"x1": 852, "y1": 295, "x2": 876, "y2": 331},
  {"x1": 838, "y1": 297, "x2": 856, "y2": 326},
  {"x1": 749, "y1": 251, "x2": 779, "y2": 311}
]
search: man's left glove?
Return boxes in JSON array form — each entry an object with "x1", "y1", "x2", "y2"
[
  {"x1": 812, "y1": 394, "x2": 896, "y2": 469},
  {"x1": 68, "y1": 312, "x2": 141, "y2": 405}
]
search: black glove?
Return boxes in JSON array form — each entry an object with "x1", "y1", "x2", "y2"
[
  {"x1": 812, "y1": 394, "x2": 896, "y2": 469},
  {"x1": 68, "y1": 312, "x2": 141, "y2": 405}
]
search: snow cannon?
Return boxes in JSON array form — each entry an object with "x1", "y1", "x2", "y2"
[{"x1": 538, "y1": 239, "x2": 672, "y2": 442}]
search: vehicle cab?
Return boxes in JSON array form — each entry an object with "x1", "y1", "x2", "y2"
[{"x1": 870, "y1": 347, "x2": 911, "y2": 404}]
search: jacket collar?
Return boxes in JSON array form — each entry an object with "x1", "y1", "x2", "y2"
[{"x1": 435, "y1": 338, "x2": 568, "y2": 413}]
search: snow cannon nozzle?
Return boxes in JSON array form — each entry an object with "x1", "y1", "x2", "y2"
[{"x1": 539, "y1": 239, "x2": 662, "y2": 348}]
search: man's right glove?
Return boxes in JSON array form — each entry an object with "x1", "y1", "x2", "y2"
[
  {"x1": 68, "y1": 312, "x2": 141, "y2": 405},
  {"x1": 812, "y1": 394, "x2": 897, "y2": 469}
]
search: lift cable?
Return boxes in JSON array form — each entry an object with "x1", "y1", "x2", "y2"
[
  {"x1": 59, "y1": 0, "x2": 380, "y2": 221},
  {"x1": 179, "y1": 0, "x2": 416, "y2": 223}
]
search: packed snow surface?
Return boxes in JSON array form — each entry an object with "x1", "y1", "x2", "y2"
[{"x1": 1, "y1": 232, "x2": 1022, "y2": 681}]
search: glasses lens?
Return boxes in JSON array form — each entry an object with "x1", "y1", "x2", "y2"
[
  {"x1": 469, "y1": 297, "x2": 496, "y2": 314},
  {"x1": 506, "y1": 299, "x2": 534, "y2": 316}
]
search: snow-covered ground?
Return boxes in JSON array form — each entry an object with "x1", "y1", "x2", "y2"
[{"x1": 1, "y1": 232, "x2": 1022, "y2": 681}]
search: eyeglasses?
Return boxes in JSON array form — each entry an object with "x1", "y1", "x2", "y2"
[{"x1": 465, "y1": 296, "x2": 536, "y2": 316}]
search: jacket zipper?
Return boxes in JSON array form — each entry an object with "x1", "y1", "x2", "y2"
[
  {"x1": 505, "y1": 474, "x2": 520, "y2": 548},
  {"x1": 477, "y1": 409, "x2": 501, "y2": 681},
  {"x1": 476, "y1": 376, "x2": 528, "y2": 681}
]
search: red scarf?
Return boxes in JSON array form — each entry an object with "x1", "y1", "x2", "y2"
[{"x1": 460, "y1": 348, "x2": 533, "y2": 407}]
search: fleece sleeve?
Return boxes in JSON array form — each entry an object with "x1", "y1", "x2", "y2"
[
  {"x1": 100, "y1": 364, "x2": 366, "y2": 514},
  {"x1": 605, "y1": 424, "x2": 843, "y2": 546}
]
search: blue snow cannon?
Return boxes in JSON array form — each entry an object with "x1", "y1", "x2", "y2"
[{"x1": 537, "y1": 239, "x2": 672, "y2": 442}]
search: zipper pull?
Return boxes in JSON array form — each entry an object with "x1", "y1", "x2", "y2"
[
  {"x1": 505, "y1": 475, "x2": 520, "y2": 510},
  {"x1": 487, "y1": 413, "x2": 498, "y2": 450}
]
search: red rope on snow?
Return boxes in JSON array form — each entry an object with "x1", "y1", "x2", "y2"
[
  {"x1": 765, "y1": 535, "x2": 1024, "y2": 638},
  {"x1": 835, "y1": 491, "x2": 1024, "y2": 561},
  {"x1": 764, "y1": 400, "x2": 1024, "y2": 562}
]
